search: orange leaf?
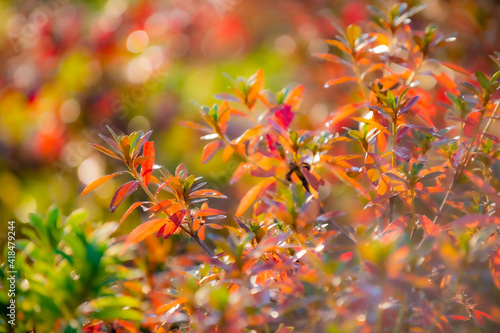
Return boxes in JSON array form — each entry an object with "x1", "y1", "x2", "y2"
[
  {"x1": 442, "y1": 62, "x2": 471, "y2": 76},
  {"x1": 283, "y1": 85, "x2": 304, "y2": 110},
  {"x1": 442, "y1": 214, "x2": 500, "y2": 230},
  {"x1": 418, "y1": 214, "x2": 440, "y2": 236},
  {"x1": 325, "y1": 39, "x2": 351, "y2": 54},
  {"x1": 179, "y1": 121, "x2": 212, "y2": 132},
  {"x1": 221, "y1": 144, "x2": 234, "y2": 162},
  {"x1": 236, "y1": 179, "x2": 275, "y2": 216},
  {"x1": 141, "y1": 141, "x2": 155, "y2": 186},
  {"x1": 110, "y1": 180, "x2": 140, "y2": 213},
  {"x1": 91, "y1": 143, "x2": 121, "y2": 161},
  {"x1": 218, "y1": 100, "x2": 231, "y2": 133},
  {"x1": 324, "y1": 101, "x2": 368, "y2": 130},
  {"x1": 463, "y1": 112, "x2": 481, "y2": 137},
  {"x1": 201, "y1": 141, "x2": 223, "y2": 164},
  {"x1": 490, "y1": 246, "x2": 500, "y2": 289},
  {"x1": 324, "y1": 76, "x2": 357, "y2": 88},
  {"x1": 247, "y1": 69, "x2": 264, "y2": 107},
  {"x1": 194, "y1": 208, "x2": 226, "y2": 218},
  {"x1": 432, "y1": 72, "x2": 459, "y2": 93},
  {"x1": 81, "y1": 171, "x2": 128, "y2": 196},
  {"x1": 193, "y1": 219, "x2": 205, "y2": 240},
  {"x1": 189, "y1": 189, "x2": 227, "y2": 199},
  {"x1": 145, "y1": 199, "x2": 175, "y2": 215},
  {"x1": 158, "y1": 210, "x2": 186, "y2": 239},
  {"x1": 117, "y1": 201, "x2": 149, "y2": 230},
  {"x1": 120, "y1": 218, "x2": 168, "y2": 256},
  {"x1": 156, "y1": 297, "x2": 188, "y2": 315}
]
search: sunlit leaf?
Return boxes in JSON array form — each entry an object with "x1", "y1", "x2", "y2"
[
  {"x1": 201, "y1": 140, "x2": 223, "y2": 164},
  {"x1": 236, "y1": 179, "x2": 275, "y2": 216},
  {"x1": 140, "y1": 141, "x2": 155, "y2": 186},
  {"x1": 120, "y1": 218, "x2": 168, "y2": 256},
  {"x1": 442, "y1": 214, "x2": 500, "y2": 230},
  {"x1": 117, "y1": 201, "x2": 150, "y2": 230},
  {"x1": 490, "y1": 246, "x2": 500, "y2": 290},
  {"x1": 417, "y1": 214, "x2": 440, "y2": 236},
  {"x1": 110, "y1": 180, "x2": 140, "y2": 213},
  {"x1": 81, "y1": 171, "x2": 129, "y2": 196},
  {"x1": 91, "y1": 144, "x2": 122, "y2": 161}
]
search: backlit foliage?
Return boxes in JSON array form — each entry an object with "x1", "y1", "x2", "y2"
[{"x1": 4, "y1": 1, "x2": 500, "y2": 332}]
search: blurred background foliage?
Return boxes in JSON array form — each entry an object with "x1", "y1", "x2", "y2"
[
  {"x1": 1, "y1": 0, "x2": 500, "y2": 331},
  {"x1": 1, "y1": 0, "x2": 500, "y2": 258}
]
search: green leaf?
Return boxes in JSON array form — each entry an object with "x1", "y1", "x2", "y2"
[
  {"x1": 91, "y1": 296, "x2": 141, "y2": 310},
  {"x1": 490, "y1": 70, "x2": 500, "y2": 83},
  {"x1": 387, "y1": 90, "x2": 396, "y2": 110},
  {"x1": 91, "y1": 308, "x2": 143, "y2": 321},
  {"x1": 47, "y1": 206, "x2": 60, "y2": 231}
]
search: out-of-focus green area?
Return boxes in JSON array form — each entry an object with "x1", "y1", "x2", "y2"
[{"x1": 0, "y1": 0, "x2": 499, "y2": 242}]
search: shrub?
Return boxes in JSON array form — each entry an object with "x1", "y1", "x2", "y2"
[{"x1": 4, "y1": 1, "x2": 500, "y2": 332}]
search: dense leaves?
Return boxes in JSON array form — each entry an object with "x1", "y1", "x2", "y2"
[{"x1": 5, "y1": 1, "x2": 500, "y2": 332}]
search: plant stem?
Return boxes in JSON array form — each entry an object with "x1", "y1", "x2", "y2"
[
  {"x1": 409, "y1": 188, "x2": 417, "y2": 239},
  {"x1": 352, "y1": 57, "x2": 370, "y2": 101},
  {"x1": 388, "y1": 116, "x2": 398, "y2": 224}
]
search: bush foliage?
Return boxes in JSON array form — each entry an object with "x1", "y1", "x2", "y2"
[{"x1": 2, "y1": 1, "x2": 500, "y2": 332}]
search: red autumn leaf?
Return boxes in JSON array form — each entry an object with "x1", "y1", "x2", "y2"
[
  {"x1": 339, "y1": 251, "x2": 353, "y2": 262},
  {"x1": 120, "y1": 218, "x2": 168, "y2": 256},
  {"x1": 490, "y1": 246, "x2": 500, "y2": 289},
  {"x1": 236, "y1": 179, "x2": 275, "y2": 216},
  {"x1": 432, "y1": 71, "x2": 459, "y2": 93},
  {"x1": 418, "y1": 214, "x2": 440, "y2": 236},
  {"x1": 193, "y1": 219, "x2": 205, "y2": 240},
  {"x1": 201, "y1": 140, "x2": 223, "y2": 164},
  {"x1": 158, "y1": 210, "x2": 186, "y2": 239},
  {"x1": 442, "y1": 214, "x2": 500, "y2": 230},
  {"x1": 447, "y1": 315, "x2": 469, "y2": 321},
  {"x1": 110, "y1": 180, "x2": 140, "y2": 213},
  {"x1": 383, "y1": 215, "x2": 409, "y2": 234},
  {"x1": 301, "y1": 167, "x2": 321, "y2": 191},
  {"x1": 271, "y1": 104, "x2": 294, "y2": 129},
  {"x1": 140, "y1": 141, "x2": 155, "y2": 186},
  {"x1": 81, "y1": 171, "x2": 128, "y2": 196},
  {"x1": 473, "y1": 309, "x2": 500, "y2": 324}
]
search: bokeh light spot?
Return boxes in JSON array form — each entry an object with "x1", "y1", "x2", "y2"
[
  {"x1": 60, "y1": 99, "x2": 81, "y2": 123},
  {"x1": 128, "y1": 115, "x2": 150, "y2": 133},
  {"x1": 274, "y1": 35, "x2": 296, "y2": 56},
  {"x1": 127, "y1": 30, "x2": 149, "y2": 53},
  {"x1": 78, "y1": 156, "x2": 104, "y2": 186}
]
